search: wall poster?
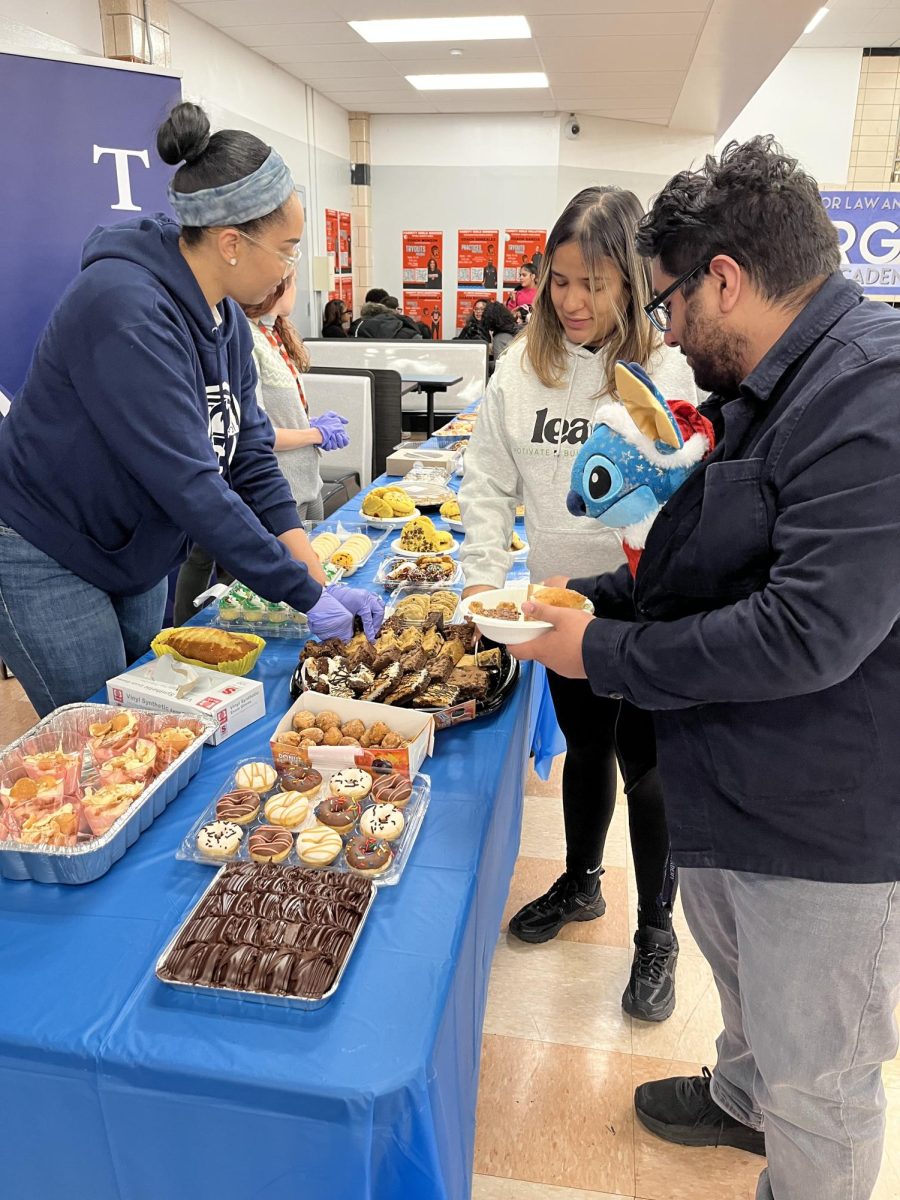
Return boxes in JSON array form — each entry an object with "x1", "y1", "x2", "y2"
[
  {"x1": 456, "y1": 289, "x2": 495, "y2": 332},
  {"x1": 503, "y1": 228, "x2": 547, "y2": 290},
  {"x1": 457, "y1": 229, "x2": 499, "y2": 288},
  {"x1": 403, "y1": 230, "x2": 443, "y2": 289},
  {"x1": 403, "y1": 290, "x2": 443, "y2": 339},
  {"x1": 325, "y1": 208, "x2": 339, "y2": 277},
  {"x1": 338, "y1": 210, "x2": 352, "y2": 274}
]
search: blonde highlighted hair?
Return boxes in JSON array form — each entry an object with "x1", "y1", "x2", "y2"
[{"x1": 525, "y1": 186, "x2": 661, "y2": 397}]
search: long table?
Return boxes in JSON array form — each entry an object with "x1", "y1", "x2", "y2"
[{"x1": 0, "y1": 476, "x2": 556, "y2": 1200}]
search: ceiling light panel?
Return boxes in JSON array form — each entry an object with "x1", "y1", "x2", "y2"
[{"x1": 350, "y1": 16, "x2": 531, "y2": 44}]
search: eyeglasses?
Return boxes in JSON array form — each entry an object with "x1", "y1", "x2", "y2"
[
  {"x1": 644, "y1": 262, "x2": 707, "y2": 332},
  {"x1": 239, "y1": 231, "x2": 303, "y2": 274}
]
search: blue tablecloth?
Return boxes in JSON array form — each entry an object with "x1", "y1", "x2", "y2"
[{"x1": 0, "y1": 468, "x2": 561, "y2": 1200}]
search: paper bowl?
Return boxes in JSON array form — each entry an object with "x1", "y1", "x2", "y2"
[
  {"x1": 151, "y1": 629, "x2": 265, "y2": 677},
  {"x1": 457, "y1": 585, "x2": 593, "y2": 647}
]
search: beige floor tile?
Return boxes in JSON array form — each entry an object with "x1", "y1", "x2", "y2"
[
  {"x1": 484, "y1": 934, "x2": 633, "y2": 1053},
  {"x1": 475, "y1": 1034, "x2": 635, "y2": 1195},
  {"x1": 472, "y1": 1174, "x2": 628, "y2": 1200},
  {"x1": 0, "y1": 676, "x2": 37, "y2": 747},
  {"x1": 631, "y1": 1056, "x2": 764, "y2": 1199},
  {"x1": 631, "y1": 952, "x2": 721, "y2": 1066},
  {"x1": 501, "y1": 858, "x2": 632, "y2": 950},
  {"x1": 526, "y1": 755, "x2": 564, "y2": 797}
]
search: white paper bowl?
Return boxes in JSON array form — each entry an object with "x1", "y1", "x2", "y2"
[{"x1": 457, "y1": 585, "x2": 593, "y2": 647}]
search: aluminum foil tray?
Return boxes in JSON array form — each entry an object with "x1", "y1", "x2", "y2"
[{"x1": 0, "y1": 704, "x2": 214, "y2": 885}]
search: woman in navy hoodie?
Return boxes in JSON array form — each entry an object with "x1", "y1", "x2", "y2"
[{"x1": 0, "y1": 103, "x2": 382, "y2": 715}]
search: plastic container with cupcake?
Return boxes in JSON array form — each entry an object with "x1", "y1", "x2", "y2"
[
  {"x1": 176, "y1": 755, "x2": 431, "y2": 887},
  {"x1": 191, "y1": 580, "x2": 317, "y2": 638}
]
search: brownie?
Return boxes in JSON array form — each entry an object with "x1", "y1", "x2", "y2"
[{"x1": 383, "y1": 669, "x2": 430, "y2": 706}]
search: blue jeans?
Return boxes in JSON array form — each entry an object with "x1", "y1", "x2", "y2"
[{"x1": 0, "y1": 522, "x2": 167, "y2": 716}]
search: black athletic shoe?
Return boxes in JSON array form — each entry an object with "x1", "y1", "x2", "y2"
[
  {"x1": 507, "y1": 871, "x2": 606, "y2": 944},
  {"x1": 635, "y1": 1067, "x2": 767, "y2": 1157},
  {"x1": 622, "y1": 926, "x2": 678, "y2": 1022}
]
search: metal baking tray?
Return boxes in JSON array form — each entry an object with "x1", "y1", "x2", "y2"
[
  {"x1": 155, "y1": 864, "x2": 376, "y2": 1009},
  {"x1": 0, "y1": 704, "x2": 213, "y2": 885}
]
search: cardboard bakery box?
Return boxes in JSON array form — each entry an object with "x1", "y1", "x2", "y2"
[
  {"x1": 106, "y1": 657, "x2": 265, "y2": 745},
  {"x1": 384, "y1": 447, "x2": 458, "y2": 478},
  {"x1": 270, "y1": 691, "x2": 435, "y2": 779}
]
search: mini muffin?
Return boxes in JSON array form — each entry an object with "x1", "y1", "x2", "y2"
[
  {"x1": 299, "y1": 727, "x2": 325, "y2": 745},
  {"x1": 345, "y1": 835, "x2": 392, "y2": 877},
  {"x1": 264, "y1": 790, "x2": 310, "y2": 830},
  {"x1": 329, "y1": 768, "x2": 373, "y2": 801},
  {"x1": 322, "y1": 726, "x2": 342, "y2": 746},
  {"x1": 292, "y1": 709, "x2": 317, "y2": 732},
  {"x1": 279, "y1": 767, "x2": 323, "y2": 802},
  {"x1": 248, "y1": 825, "x2": 293, "y2": 863},
  {"x1": 315, "y1": 711, "x2": 342, "y2": 732},
  {"x1": 233, "y1": 762, "x2": 278, "y2": 794},
  {"x1": 339, "y1": 736, "x2": 361, "y2": 747},
  {"x1": 314, "y1": 795, "x2": 361, "y2": 835},
  {"x1": 360, "y1": 802, "x2": 405, "y2": 842},
  {"x1": 215, "y1": 789, "x2": 261, "y2": 826},
  {"x1": 196, "y1": 820, "x2": 244, "y2": 859},
  {"x1": 297, "y1": 825, "x2": 343, "y2": 866},
  {"x1": 381, "y1": 733, "x2": 404, "y2": 750},
  {"x1": 341, "y1": 719, "x2": 366, "y2": 741}
]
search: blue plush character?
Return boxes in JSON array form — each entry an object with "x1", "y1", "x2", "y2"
[{"x1": 567, "y1": 361, "x2": 713, "y2": 574}]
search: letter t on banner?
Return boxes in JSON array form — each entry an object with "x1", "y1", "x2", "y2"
[{"x1": 92, "y1": 145, "x2": 150, "y2": 211}]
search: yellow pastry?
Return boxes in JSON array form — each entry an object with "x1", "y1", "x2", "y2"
[
  {"x1": 434, "y1": 530, "x2": 454, "y2": 550},
  {"x1": 399, "y1": 516, "x2": 439, "y2": 552},
  {"x1": 439, "y1": 498, "x2": 461, "y2": 522},
  {"x1": 311, "y1": 532, "x2": 341, "y2": 562}
]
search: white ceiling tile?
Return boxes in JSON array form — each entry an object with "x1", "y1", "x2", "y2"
[
  {"x1": 178, "y1": 1, "x2": 340, "y2": 23},
  {"x1": 221, "y1": 21, "x2": 364, "y2": 48},
  {"x1": 374, "y1": 40, "x2": 541, "y2": 65},
  {"x1": 538, "y1": 35, "x2": 697, "y2": 71},
  {"x1": 260, "y1": 42, "x2": 384, "y2": 65},
  {"x1": 529, "y1": 12, "x2": 706, "y2": 39}
]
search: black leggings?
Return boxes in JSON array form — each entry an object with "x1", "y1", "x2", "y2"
[{"x1": 546, "y1": 670, "x2": 677, "y2": 919}]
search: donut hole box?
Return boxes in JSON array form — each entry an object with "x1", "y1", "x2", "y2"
[{"x1": 270, "y1": 692, "x2": 435, "y2": 780}]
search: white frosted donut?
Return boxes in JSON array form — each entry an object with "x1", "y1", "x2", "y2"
[
  {"x1": 234, "y1": 762, "x2": 278, "y2": 794},
  {"x1": 264, "y1": 791, "x2": 310, "y2": 830},
  {"x1": 296, "y1": 826, "x2": 343, "y2": 866},
  {"x1": 196, "y1": 820, "x2": 243, "y2": 858},
  {"x1": 328, "y1": 768, "x2": 373, "y2": 801},
  {"x1": 360, "y1": 802, "x2": 405, "y2": 842}
]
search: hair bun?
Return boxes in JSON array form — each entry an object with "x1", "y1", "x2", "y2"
[{"x1": 157, "y1": 102, "x2": 212, "y2": 166}]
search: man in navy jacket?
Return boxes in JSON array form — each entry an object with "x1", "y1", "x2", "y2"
[{"x1": 515, "y1": 137, "x2": 900, "y2": 1200}]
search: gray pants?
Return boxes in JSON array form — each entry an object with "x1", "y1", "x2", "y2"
[{"x1": 681, "y1": 868, "x2": 900, "y2": 1200}]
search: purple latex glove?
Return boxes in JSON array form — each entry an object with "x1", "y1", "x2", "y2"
[
  {"x1": 309, "y1": 411, "x2": 350, "y2": 452},
  {"x1": 328, "y1": 584, "x2": 385, "y2": 640},
  {"x1": 306, "y1": 588, "x2": 355, "y2": 641}
]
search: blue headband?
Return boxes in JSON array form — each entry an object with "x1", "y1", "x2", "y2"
[{"x1": 167, "y1": 148, "x2": 294, "y2": 227}]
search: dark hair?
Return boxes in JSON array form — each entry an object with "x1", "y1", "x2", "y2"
[
  {"x1": 635, "y1": 135, "x2": 840, "y2": 303},
  {"x1": 383, "y1": 295, "x2": 400, "y2": 310},
  {"x1": 520, "y1": 261, "x2": 536, "y2": 278},
  {"x1": 365, "y1": 287, "x2": 389, "y2": 304},
  {"x1": 240, "y1": 276, "x2": 309, "y2": 372},
  {"x1": 322, "y1": 299, "x2": 345, "y2": 328},
  {"x1": 481, "y1": 301, "x2": 518, "y2": 335},
  {"x1": 157, "y1": 102, "x2": 286, "y2": 245}
]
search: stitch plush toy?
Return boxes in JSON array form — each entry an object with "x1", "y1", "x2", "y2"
[{"x1": 566, "y1": 361, "x2": 715, "y2": 574}]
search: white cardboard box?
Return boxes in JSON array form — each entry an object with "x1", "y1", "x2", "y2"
[
  {"x1": 384, "y1": 448, "x2": 458, "y2": 477},
  {"x1": 106, "y1": 660, "x2": 265, "y2": 745},
  {"x1": 271, "y1": 691, "x2": 434, "y2": 779}
]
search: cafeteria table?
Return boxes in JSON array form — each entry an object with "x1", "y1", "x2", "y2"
[
  {"x1": 0, "y1": 476, "x2": 558, "y2": 1200},
  {"x1": 400, "y1": 372, "x2": 463, "y2": 436}
]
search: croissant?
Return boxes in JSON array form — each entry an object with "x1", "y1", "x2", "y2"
[{"x1": 165, "y1": 627, "x2": 257, "y2": 665}]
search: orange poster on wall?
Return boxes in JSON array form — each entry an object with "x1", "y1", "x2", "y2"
[
  {"x1": 339, "y1": 276, "x2": 353, "y2": 317},
  {"x1": 403, "y1": 290, "x2": 443, "y2": 338},
  {"x1": 325, "y1": 209, "x2": 339, "y2": 276},
  {"x1": 456, "y1": 289, "x2": 495, "y2": 331},
  {"x1": 457, "y1": 229, "x2": 499, "y2": 288},
  {"x1": 503, "y1": 228, "x2": 547, "y2": 286},
  {"x1": 338, "y1": 211, "x2": 352, "y2": 274},
  {"x1": 403, "y1": 231, "x2": 443, "y2": 289}
]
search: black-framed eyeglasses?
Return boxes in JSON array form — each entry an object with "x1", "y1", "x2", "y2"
[{"x1": 644, "y1": 262, "x2": 707, "y2": 332}]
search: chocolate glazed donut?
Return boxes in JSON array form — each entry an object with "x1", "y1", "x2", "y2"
[
  {"x1": 345, "y1": 836, "x2": 392, "y2": 876},
  {"x1": 371, "y1": 774, "x2": 413, "y2": 809},
  {"x1": 248, "y1": 825, "x2": 294, "y2": 863}
]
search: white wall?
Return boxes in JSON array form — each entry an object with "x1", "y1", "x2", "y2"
[
  {"x1": 718, "y1": 48, "x2": 861, "y2": 189},
  {"x1": 0, "y1": 0, "x2": 100, "y2": 54},
  {"x1": 370, "y1": 111, "x2": 713, "y2": 326}
]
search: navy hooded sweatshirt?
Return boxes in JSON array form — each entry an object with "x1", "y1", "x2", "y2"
[{"x1": 0, "y1": 215, "x2": 322, "y2": 613}]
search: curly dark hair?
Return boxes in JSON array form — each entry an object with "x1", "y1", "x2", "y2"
[
  {"x1": 635, "y1": 135, "x2": 839, "y2": 302},
  {"x1": 481, "y1": 300, "x2": 518, "y2": 335}
]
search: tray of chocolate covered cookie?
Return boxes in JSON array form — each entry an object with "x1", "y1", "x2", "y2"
[
  {"x1": 156, "y1": 862, "x2": 376, "y2": 1008},
  {"x1": 289, "y1": 617, "x2": 520, "y2": 725}
]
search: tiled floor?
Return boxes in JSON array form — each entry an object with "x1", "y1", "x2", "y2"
[
  {"x1": 473, "y1": 756, "x2": 900, "y2": 1200},
  {"x1": 2, "y1": 678, "x2": 897, "y2": 1198}
]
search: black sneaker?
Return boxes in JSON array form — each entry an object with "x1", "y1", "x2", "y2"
[
  {"x1": 508, "y1": 871, "x2": 606, "y2": 944},
  {"x1": 622, "y1": 926, "x2": 678, "y2": 1022},
  {"x1": 635, "y1": 1067, "x2": 766, "y2": 1156}
]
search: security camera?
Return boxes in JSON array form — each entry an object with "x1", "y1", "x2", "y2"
[{"x1": 564, "y1": 114, "x2": 581, "y2": 140}]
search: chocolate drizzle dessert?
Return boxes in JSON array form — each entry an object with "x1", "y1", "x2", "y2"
[{"x1": 159, "y1": 864, "x2": 373, "y2": 1000}]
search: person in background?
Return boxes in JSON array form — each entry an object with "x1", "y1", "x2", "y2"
[
  {"x1": 0, "y1": 101, "x2": 382, "y2": 715},
  {"x1": 354, "y1": 300, "x2": 423, "y2": 340},
  {"x1": 513, "y1": 303, "x2": 533, "y2": 327},
  {"x1": 457, "y1": 298, "x2": 489, "y2": 342},
  {"x1": 480, "y1": 300, "x2": 518, "y2": 360},
  {"x1": 459, "y1": 186, "x2": 699, "y2": 1021},
  {"x1": 430, "y1": 307, "x2": 442, "y2": 339},
  {"x1": 321, "y1": 298, "x2": 349, "y2": 337},
  {"x1": 506, "y1": 261, "x2": 538, "y2": 310},
  {"x1": 510, "y1": 137, "x2": 900, "y2": 1200},
  {"x1": 174, "y1": 272, "x2": 350, "y2": 622},
  {"x1": 348, "y1": 288, "x2": 389, "y2": 334},
  {"x1": 383, "y1": 295, "x2": 401, "y2": 311},
  {"x1": 426, "y1": 257, "x2": 442, "y2": 287}
]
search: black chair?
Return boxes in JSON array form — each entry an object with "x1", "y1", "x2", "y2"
[{"x1": 307, "y1": 366, "x2": 402, "y2": 479}]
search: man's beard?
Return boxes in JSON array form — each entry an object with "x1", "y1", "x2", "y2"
[{"x1": 680, "y1": 302, "x2": 749, "y2": 399}]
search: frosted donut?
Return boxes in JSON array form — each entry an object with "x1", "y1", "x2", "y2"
[
  {"x1": 296, "y1": 825, "x2": 343, "y2": 866},
  {"x1": 234, "y1": 762, "x2": 278, "y2": 794},
  {"x1": 264, "y1": 791, "x2": 310, "y2": 830},
  {"x1": 328, "y1": 768, "x2": 373, "y2": 801},
  {"x1": 360, "y1": 802, "x2": 405, "y2": 842},
  {"x1": 196, "y1": 820, "x2": 243, "y2": 859}
]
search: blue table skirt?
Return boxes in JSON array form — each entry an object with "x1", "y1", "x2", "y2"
[{"x1": 0, "y1": 456, "x2": 569, "y2": 1200}]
